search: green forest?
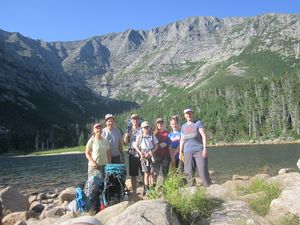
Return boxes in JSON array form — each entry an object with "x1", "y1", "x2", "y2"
[
  {"x1": 116, "y1": 74, "x2": 300, "y2": 144},
  {"x1": 1, "y1": 74, "x2": 299, "y2": 154}
]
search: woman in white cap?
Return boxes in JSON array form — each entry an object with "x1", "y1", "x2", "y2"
[
  {"x1": 85, "y1": 123, "x2": 111, "y2": 179},
  {"x1": 134, "y1": 121, "x2": 158, "y2": 195},
  {"x1": 179, "y1": 108, "x2": 212, "y2": 187}
]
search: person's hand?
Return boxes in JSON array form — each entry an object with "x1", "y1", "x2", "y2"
[
  {"x1": 202, "y1": 148, "x2": 208, "y2": 159},
  {"x1": 159, "y1": 142, "x2": 167, "y2": 148},
  {"x1": 90, "y1": 161, "x2": 97, "y2": 168}
]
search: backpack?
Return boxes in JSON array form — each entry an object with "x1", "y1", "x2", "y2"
[{"x1": 75, "y1": 187, "x2": 86, "y2": 212}]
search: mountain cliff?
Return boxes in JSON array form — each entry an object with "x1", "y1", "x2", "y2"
[{"x1": 0, "y1": 13, "x2": 300, "y2": 151}]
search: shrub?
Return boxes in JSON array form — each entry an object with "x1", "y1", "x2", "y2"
[
  {"x1": 276, "y1": 213, "x2": 300, "y2": 225},
  {"x1": 148, "y1": 172, "x2": 222, "y2": 224}
]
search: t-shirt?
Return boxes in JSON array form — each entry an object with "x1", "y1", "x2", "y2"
[
  {"x1": 102, "y1": 127, "x2": 122, "y2": 157},
  {"x1": 167, "y1": 131, "x2": 181, "y2": 149},
  {"x1": 155, "y1": 130, "x2": 170, "y2": 158},
  {"x1": 86, "y1": 137, "x2": 110, "y2": 166},
  {"x1": 168, "y1": 131, "x2": 181, "y2": 160},
  {"x1": 181, "y1": 120, "x2": 204, "y2": 153},
  {"x1": 136, "y1": 133, "x2": 158, "y2": 153},
  {"x1": 127, "y1": 127, "x2": 142, "y2": 157}
]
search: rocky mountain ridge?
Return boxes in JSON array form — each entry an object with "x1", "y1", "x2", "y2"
[{"x1": 1, "y1": 13, "x2": 300, "y2": 150}]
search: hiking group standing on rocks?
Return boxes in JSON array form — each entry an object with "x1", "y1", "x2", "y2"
[{"x1": 82, "y1": 107, "x2": 212, "y2": 215}]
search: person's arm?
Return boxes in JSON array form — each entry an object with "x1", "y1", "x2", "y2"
[
  {"x1": 123, "y1": 132, "x2": 130, "y2": 145},
  {"x1": 85, "y1": 141, "x2": 97, "y2": 168},
  {"x1": 133, "y1": 136, "x2": 143, "y2": 158},
  {"x1": 179, "y1": 135, "x2": 184, "y2": 161},
  {"x1": 106, "y1": 148, "x2": 112, "y2": 163},
  {"x1": 199, "y1": 127, "x2": 208, "y2": 159}
]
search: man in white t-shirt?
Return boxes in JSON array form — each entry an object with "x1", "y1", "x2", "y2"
[{"x1": 102, "y1": 114, "x2": 124, "y2": 164}]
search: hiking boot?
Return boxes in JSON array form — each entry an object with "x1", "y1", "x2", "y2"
[{"x1": 89, "y1": 209, "x2": 97, "y2": 216}]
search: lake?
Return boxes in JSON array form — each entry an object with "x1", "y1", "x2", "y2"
[{"x1": 0, "y1": 143, "x2": 299, "y2": 194}]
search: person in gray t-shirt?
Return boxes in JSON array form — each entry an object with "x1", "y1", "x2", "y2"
[
  {"x1": 102, "y1": 114, "x2": 124, "y2": 164},
  {"x1": 179, "y1": 108, "x2": 212, "y2": 187}
]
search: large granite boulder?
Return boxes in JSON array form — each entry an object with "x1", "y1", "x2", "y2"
[
  {"x1": 58, "y1": 188, "x2": 75, "y2": 204},
  {"x1": 2, "y1": 212, "x2": 34, "y2": 225},
  {"x1": 105, "y1": 199, "x2": 180, "y2": 225},
  {"x1": 208, "y1": 200, "x2": 268, "y2": 225},
  {"x1": 0, "y1": 187, "x2": 30, "y2": 214},
  {"x1": 95, "y1": 201, "x2": 129, "y2": 225},
  {"x1": 267, "y1": 185, "x2": 300, "y2": 222},
  {"x1": 206, "y1": 180, "x2": 248, "y2": 200}
]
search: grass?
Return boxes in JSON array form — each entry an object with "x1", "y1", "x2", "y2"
[
  {"x1": 148, "y1": 172, "x2": 222, "y2": 224},
  {"x1": 27, "y1": 145, "x2": 85, "y2": 156},
  {"x1": 237, "y1": 178, "x2": 282, "y2": 216},
  {"x1": 276, "y1": 213, "x2": 300, "y2": 225}
]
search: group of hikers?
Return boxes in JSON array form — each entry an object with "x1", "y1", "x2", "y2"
[{"x1": 84, "y1": 107, "x2": 212, "y2": 201}]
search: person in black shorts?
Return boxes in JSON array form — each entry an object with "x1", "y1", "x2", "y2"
[{"x1": 123, "y1": 114, "x2": 142, "y2": 193}]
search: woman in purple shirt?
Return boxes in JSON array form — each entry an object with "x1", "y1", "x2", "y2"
[{"x1": 179, "y1": 108, "x2": 212, "y2": 187}]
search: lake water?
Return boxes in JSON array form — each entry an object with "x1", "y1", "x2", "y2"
[{"x1": 0, "y1": 143, "x2": 299, "y2": 194}]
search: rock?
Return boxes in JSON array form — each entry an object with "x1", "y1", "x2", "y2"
[
  {"x1": 46, "y1": 193, "x2": 57, "y2": 199},
  {"x1": 60, "y1": 215, "x2": 102, "y2": 225},
  {"x1": 26, "y1": 212, "x2": 76, "y2": 225},
  {"x1": 0, "y1": 187, "x2": 30, "y2": 214},
  {"x1": 278, "y1": 168, "x2": 292, "y2": 175},
  {"x1": 27, "y1": 196, "x2": 37, "y2": 205},
  {"x1": 0, "y1": 200, "x2": 3, "y2": 225},
  {"x1": 13, "y1": 221, "x2": 27, "y2": 225},
  {"x1": 127, "y1": 192, "x2": 142, "y2": 202},
  {"x1": 206, "y1": 180, "x2": 248, "y2": 200},
  {"x1": 58, "y1": 188, "x2": 75, "y2": 204},
  {"x1": 36, "y1": 193, "x2": 46, "y2": 202},
  {"x1": 267, "y1": 185, "x2": 300, "y2": 222},
  {"x1": 105, "y1": 199, "x2": 180, "y2": 225},
  {"x1": 2, "y1": 212, "x2": 33, "y2": 225},
  {"x1": 232, "y1": 175, "x2": 250, "y2": 180},
  {"x1": 208, "y1": 200, "x2": 268, "y2": 225},
  {"x1": 269, "y1": 172, "x2": 300, "y2": 189},
  {"x1": 29, "y1": 202, "x2": 44, "y2": 214},
  {"x1": 209, "y1": 170, "x2": 216, "y2": 175},
  {"x1": 297, "y1": 158, "x2": 300, "y2": 170},
  {"x1": 95, "y1": 201, "x2": 129, "y2": 225},
  {"x1": 40, "y1": 206, "x2": 65, "y2": 219}
]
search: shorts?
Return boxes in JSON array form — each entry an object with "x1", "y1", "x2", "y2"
[
  {"x1": 141, "y1": 158, "x2": 154, "y2": 173},
  {"x1": 128, "y1": 154, "x2": 142, "y2": 176},
  {"x1": 88, "y1": 165, "x2": 104, "y2": 179}
]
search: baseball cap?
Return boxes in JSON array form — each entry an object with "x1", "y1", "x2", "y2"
[
  {"x1": 141, "y1": 121, "x2": 150, "y2": 128},
  {"x1": 184, "y1": 108, "x2": 193, "y2": 113},
  {"x1": 131, "y1": 114, "x2": 139, "y2": 119},
  {"x1": 155, "y1": 118, "x2": 164, "y2": 123},
  {"x1": 93, "y1": 123, "x2": 102, "y2": 129},
  {"x1": 105, "y1": 114, "x2": 115, "y2": 121}
]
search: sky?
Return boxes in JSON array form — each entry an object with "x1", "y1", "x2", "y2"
[{"x1": 0, "y1": 0, "x2": 299, "y2": 42}]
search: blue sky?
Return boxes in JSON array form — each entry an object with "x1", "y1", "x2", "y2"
[{"x1": 0, "y1": 0, "x2": 299, "y2": 42}]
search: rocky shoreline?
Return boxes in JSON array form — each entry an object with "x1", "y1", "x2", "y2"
[{"x1": 1, "y1": 159, "x2": 300, "y2": 225}]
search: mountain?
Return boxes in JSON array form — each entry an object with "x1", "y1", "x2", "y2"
[
  {"x1": 0, "y1": 30, "x2": 137, "y2": 152},
  {"x1": 74, "y1": 13, "x2": 300, "y2": 102},
  {"x1": 1, "y1": 13, "x2": 300, "y2": 151}
]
